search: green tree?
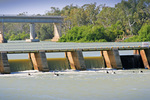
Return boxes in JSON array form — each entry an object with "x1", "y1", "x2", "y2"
[
  {"x1": 124, "y1": 23, "x2": 150, "y2": 42},
  {"x1": 97, "y1": 7, "x2": 118, "y2": 27},
  {"x1": 115, "y1": 0, "x2": 150, "y2": 35},
  {"x1": 59, "y1": 25, "x2": 108, "y2": 42},
  {"x1": 37, "y1": 24, "x2": 54, "y2": 40}
]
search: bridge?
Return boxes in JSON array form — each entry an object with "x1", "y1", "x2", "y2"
[
  {"x1": 0, "y1": 41, "x2": 150, "y2": 74},
  {"x1": 0, "y1": 15, "x2": 64, "y2": 43}
]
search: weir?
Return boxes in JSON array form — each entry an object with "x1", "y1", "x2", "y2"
[
  {"x1": 65, "y1": 50, "x2": 86, "y2": 70},
  {"x1": 134, "y1": 49, "x2": 150, "y2": 69},
  {"x1": 0, "y1": 52, "x2": 10, "y2": 74},
  {"x1": 101, "y1": 49, "x2": 122, "y2": 69},
  {"x1": 0, "y1": 42, "x2": 149, "y2": 74},
  {"x1": 29, "y1": 51, "x2": 49, "y2": 72}
]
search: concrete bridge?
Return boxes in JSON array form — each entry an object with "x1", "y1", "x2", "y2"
[
  {"x1": 0, "y1": 15, "x2": 64, "y2": 43},
  {"x1": 0, "y1": 42, "x2": 150, "y2": 74}
]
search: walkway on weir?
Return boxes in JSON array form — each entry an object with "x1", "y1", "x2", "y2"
[{"x1": 0, "y1": 41, "x2": 149, "y2": 53}]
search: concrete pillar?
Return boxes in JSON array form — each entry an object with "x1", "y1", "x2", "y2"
[
  {"x1": 133, "y1": 50, "x2": 139, "y2": 55},
  {"x1": 65, "y1": 50, "x2": 86, "y2": 70},
  {"x1": 140, "y1": 49, "x2": 150, "y2": 69},
  {"x1": 30, "y1": 23, "x2": 35, "y2": 40},
  {"x1": 26, "y1": 23, "x2": 39, "y2": 42},
  {"x1": 100, "y1": 51, "x2": 106, "y2": 68},
  {"x1": 29, "y1": 51, "x2": 49, "y2": 72},
  {"x1": 51, "y1": 23, "x2": 62, "y2": 42},
  {"x1": 102, "y1": 49, "x2": 123, "y2": 69},
  {"x1": 0, "y1": 23, "x2": 7, "y2": 43},
  {"x1": 0, "y1": 52, "x2": 10, "y2": 74}
]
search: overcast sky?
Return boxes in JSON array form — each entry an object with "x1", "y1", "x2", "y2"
[{"x1": 0, "y1": 0, "x2": 122, "y2": 15}]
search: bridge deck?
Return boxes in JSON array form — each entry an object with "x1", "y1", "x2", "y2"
[
  {"x1": 0, "y1": 15, "x2": 64, "y2": 23},
  {"x1": 0, "y1": 41, "x2": 149, "y2": 54}
]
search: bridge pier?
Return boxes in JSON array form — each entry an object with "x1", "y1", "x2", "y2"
[
  {"x1": 26, "y1": 23, "x2": 39, "y2": 42},
  {"x1": 51, "y1": 23, "x2": 62, "y2": 42},
  {"x1": 133, "y1": 50, "x2": 150, "y2": 69},
  {"x1": 0, "y1": 52, "x2": 10, "y2": 74},
  {"x1": 0, "y1": 23, "x2": 7, "y2": 43},
  {"x1": 133, "y1": 50, "x2": 140, "y2": 55},
  {"x1": 101, "y1": 49, "x2": 123, "y2": 69},
  {"x1": 65, "y1": 50, "x2": 86, "y2": 70},
  {"x1": 140, "y1": 50, "x2": 150, "y2": 69},
  {"x1": 29, "y1": 51, "x2": 49, "y2": 72}
]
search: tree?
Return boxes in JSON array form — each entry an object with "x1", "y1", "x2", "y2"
[
  {"x1": 97, "y1": 6, "x2": 118, "y2": 27},
  {"x1": 115, "y1": 0, "x2": 150, "y2": 35},
  {"x1": 37, "y1": 24, "x2": 54, "y2": 40},
  {"x1": 46, "y1": 7, "x2": 61, "y2": 16},
  {"x1": 82, "y1": 3, "x2": 101, "y2": 25},
  {"x1": 124, "y1": 23, "x2": 150, "y2": 42}
]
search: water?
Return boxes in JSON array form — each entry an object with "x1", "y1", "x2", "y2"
[
  {"x1": 0, "y1": 70, "x2": 150, "y2": 100},
  {"x1": 8, "y1": 57, "x2": 104, "y2": 72}
]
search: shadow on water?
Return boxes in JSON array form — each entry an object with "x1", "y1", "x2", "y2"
[{"x1": 120, "y1": 55, "x2": 144, "y2": 69}]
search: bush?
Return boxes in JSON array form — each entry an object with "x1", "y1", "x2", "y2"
[
  {"x1": 124, "y1": 24, "x2": 150, "y2": 42},
  {"x1": 59, "y1": 25, "x2": 108, "y2": 42}
]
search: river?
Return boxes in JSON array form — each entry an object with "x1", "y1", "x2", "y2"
[{"x1": 0, "y1": 69, "x2": 150, "y2": 100}]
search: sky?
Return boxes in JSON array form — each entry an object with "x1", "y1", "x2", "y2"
[{"x1": 0, "y1": 0, "x2": 122, "y2": 15}]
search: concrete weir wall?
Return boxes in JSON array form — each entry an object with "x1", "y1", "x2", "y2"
[
  {"x1": 101, "y1": 49, "x2": 123, "y2": 69},
  {"x1": 65, "y1": 50, "x2": 86, "y2": 70},
  {"x1": 0, "y1": 52, "x2": 10, "y2": 74},
  {"x1": 0, "y1": 49, "x2": 149, "y2": 74},
  {"x1": 134, "y1": 49, "x2": 150, "y2": 69},
  {"x1": 29, "y1": 51, "x2": 49, "y2": 72}
]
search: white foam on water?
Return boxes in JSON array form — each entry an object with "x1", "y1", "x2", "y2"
[{"x1": 0, "y1": 69, "x2": 150, "y2": 77}]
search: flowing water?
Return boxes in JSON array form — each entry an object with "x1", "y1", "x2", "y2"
[
  {"x1": 0, "y1": 69, "x2": 150, "y2": 100},
  {"x1": 8, "y1": 57, "x2": 105, "y2": 72}
]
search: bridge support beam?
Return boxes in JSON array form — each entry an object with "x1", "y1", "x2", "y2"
[
  {"x1": 29, "y1": 51, "x2": 49, "y2": 72},
  {"x1": 65, "y1": 50, "x2": 86, "y2": 70},
  {"x1": 0, "y1": 52, "x2": 10, "y2": 74},
  {"x1": 139, "y1": 50, "x2": 150, "y2": 69},
  {"x1": 133, "y1": 50, "x2": 140, "y2": 55},
  {"x1": 51, "y1": 23, "x2": 62, "y2": 42},
  {"x1": 101, "y1": 49, "x2": 123, "y2": 69},
  {"x1": 0, "y1": 23, "x2": 7, "y2": 43},
  {"x1": 26, "y1": 23, "x2": 39, "y2": 42}
]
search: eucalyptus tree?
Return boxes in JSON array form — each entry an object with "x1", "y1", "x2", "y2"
[
  {"x1": 96, "y1": 6, "x2": 118, "y2": 27},
  {"x1": 82, "y1": 3, "x2": 101, "y2": 25},
  {"x1": 115, "y1": 0, "x2": 150, "y2": 35}
]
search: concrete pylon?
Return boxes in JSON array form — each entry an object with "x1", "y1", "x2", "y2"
[
  {"x1": 29, "y1": 51, "x2": 49, "y2": 72},
  {"x1": 51, "y1": 23, "x2": 62, "y2": 42},
  {"x1": 26, "y1": 23, "x2": 39, "y2": 42},
  {"x1": 65, "y1": 50, "x2": 86, "y2": 70},
  {"x1": 102, "y1": 49, "x2": 123, "y2": 69},
  {"x1": 133, "y1": 50, "x2": 140, "y2": 55},
  {"x1": 140, "y1": 49, "x2": 150, "y2": 69},
  {"x1": 0, "y1": 52, "x2": 10, "y2": 74},
  {"x1": 0, "y1": 23, "x2": 7, "y2": 43}
]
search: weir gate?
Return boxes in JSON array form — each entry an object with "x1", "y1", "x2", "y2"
[{"x1": 0, "y1": 42, "x2": 149, "y2": 74}]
